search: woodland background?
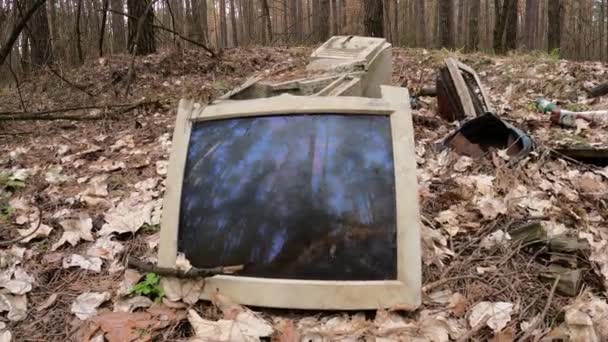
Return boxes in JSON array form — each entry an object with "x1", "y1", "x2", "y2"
[{"x1": 1, "y1": 0, "x2": 608, "y2": 86}]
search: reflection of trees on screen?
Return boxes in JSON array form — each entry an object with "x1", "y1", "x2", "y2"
[{"x1": 179, "y1": 114, "x2": 397, "y2": 281}]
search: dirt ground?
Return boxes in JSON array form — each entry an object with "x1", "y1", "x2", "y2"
[{"x1": 1, "y1": 45, "x2": 608, "y2": 341}]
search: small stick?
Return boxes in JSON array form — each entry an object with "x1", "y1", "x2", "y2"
[
  {"x1": 422, "y1": 275, "x2": 483, "y2": 293},
  {"x1": 47, "y1": 65, "x2": 95, "y2": 97},
  {"x1": 127, "y1": 256, "x2": 244, "y2": 278},
  {"x1": 520, "y1": 276, "x2": 560, "y2": 342},
  {"x1": 0, "y1": 205, "x2": 42, "y2": 246},
  {"x1": 456, "y1": 315, "x2": 490, "y2": 342}
]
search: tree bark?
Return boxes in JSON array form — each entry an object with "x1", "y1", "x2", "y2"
[
  {"x1": 75, "y1": 0, "x2": 83, "y2": 63},
  {"x1": 0, "y1": 0, "x2": 47, "y2": 67},
  {"x1": 548, "y1": 0, "x2": 561, "y2": 53},
  {"x1": 27, "y1": 0, "x2": 53, "y2": 66},
  {"x1": 127, "y1": 0, "x2": 156, "y2": 55},
  {"x1": 415, "y1": 0, "x2": 426, "y2": 47},
  {"x1": 190, "y1": 0, "x2": 206, "y2": 44},
  {"x1": 524, "y1": 0, "x2": 538, "y2": 50},
  {"x1": 505, "y1": 0, "x2": 518, "y2": 50},
  {"x1": 99, "y1": 0, "x2": 109, "y2": 57},
  {"x1": 110, "y1": 0, "x2": 126, "y2": 52},
  {"x1": 362, "y1": 0, "x2": 383, "y2": 37},
  {"x1": 438, "y1": 0, "x2": 455, "y2": 48},
  {"x1": 313, "y1": 0, "x2": 330, "y2": 41},
  {"x1": 219, "y1": 0, "x2": 227, "y2": 47},
  {"x1": 261, "y1": 0, "x2": 272, "y2": 44},
  {"x1": 466, "y1": 0, "x2": 479, "y2": 51},
  {"x1": 229, "y1": 0, "x2": 238, "y2": 46}
]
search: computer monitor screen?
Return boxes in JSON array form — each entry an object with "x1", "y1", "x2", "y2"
[{"x1": 178, "y1": 114, "x2": 397, "y2": 281}]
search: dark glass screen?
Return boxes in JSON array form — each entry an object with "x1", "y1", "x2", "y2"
[{"x1": 178, "y1": 114, "x2": 397, "y2": 280}]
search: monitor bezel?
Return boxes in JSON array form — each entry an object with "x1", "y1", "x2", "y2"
[{"x1": 158, "y1": 86, "x2": 421, "y2": 310}]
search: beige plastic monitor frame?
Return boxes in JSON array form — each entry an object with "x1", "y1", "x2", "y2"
[{"x1": 158, "y1": 85, "x2": 421, "y2": 310}]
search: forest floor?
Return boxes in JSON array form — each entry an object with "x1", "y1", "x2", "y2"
[{"x1": 0, "y1": 45, "x2": 608, "y2": 341}]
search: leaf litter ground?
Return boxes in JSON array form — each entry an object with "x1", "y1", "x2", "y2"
[{"x1": 1, "y1": 47, "x2": 608, "y2": 341}]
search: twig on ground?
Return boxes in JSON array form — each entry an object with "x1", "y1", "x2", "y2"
[
  {"x1": 422, "y1": 275, "x2": 484, "y2": 293},
  {"x1": 0, "y1": 99, "x2": 160, "y2": 121},
  {"x1": 519, "y1": 276, "x2": 560, "y2": 342},
  {"x1": 0, "y1": 205, "x2": 41, "y2": 246},
  {"x1": 47, "y1": 65, "x2": 95, "y2": 97},
  {"x1": 456, "y1": 315, "x2": 490, "y2": 342},
  {"x1": 127, "y1": 256, "x2": 244, "y2": 278}
]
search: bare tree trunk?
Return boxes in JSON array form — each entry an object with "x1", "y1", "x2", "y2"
[
  {"x1": 261, "y1": 0, "x2": 272, "y2": 44},
  {"x1": 438, "y1": 0, "x2": 455, "y2": 48},
  {"x1": 229, "y1": 0, "x2": 238, "y2": 46},
  {"x1": 466, "y1": 0, "x2": 479, "y2": 51},
  {"x1": 190, "y1": 0, "x2": 202, "y2": 43},
  {"x1": 27, "y1": 0, "x2": 53, "y2": 66},
  {"x1": 505, "y1": 0, "x2": 517, "y2": 51},
  {"x1": 127, "y1": 0, "x2": 156, "y2": 55},
  {"x1": 524, "y1": 0, "x2": 537, "y2": 50},
  {"x1": 312, "y1": 0, "x2": 330, "y2": 41},
  {"x1": 110, "y1": 0, "x2": 126, "y2": 52},
  {"x1": 548, "y1": 0, "x2": 561, "y2": 53},
  {"x1": 219, "y1": 0, "x2": 227, "y2": 47},
  {"x1": 99, "y1": 0, "x2": 109, "y2": 57},
  {"x1": 75, "y1": 0, "x2": 83, "y2": 63},
  {"x1": 0, "y1": 0, "x2": 47, "y2": 67},
  {"x1": 415, "y1": 0, "x2": 426, "y2": 47},
  {"x1": 362, "y1": 0, "x2": 383, "y2": 37}
]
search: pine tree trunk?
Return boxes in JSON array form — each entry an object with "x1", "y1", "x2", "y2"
[
  {"x1": 110, "y1": 0, "x2": 126, "y2": 52},
  {"x1": 362, "y1": 0, "x2": 383, "y2": 37},
  {"x1": 28, "y1": 0, "x2": 53, "y2": 66},
  {"x1": 190, "y1": 0, "x2": 204, "y2": 44},
  {"x1": 548, "y1": 0, "x2": 561, "y2": 53},
  {"x1": 438, "y1": 0, "x2": 454, "y2": 48},
  {"x1": 127, "y1": 0, "x2": 156, "y2": 55},
  {"x1": 466, "y1": 0, "x2": 480, "y2": 51}
]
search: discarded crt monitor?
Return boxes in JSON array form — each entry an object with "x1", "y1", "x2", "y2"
[
  {"x1": 158, "y1": 86, "x2": 421, "y2": 310},
  {"x1": 220, "y1": 36, "x2": 392, "y2": 100}
]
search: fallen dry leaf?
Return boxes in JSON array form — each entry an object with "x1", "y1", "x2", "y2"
[
  {"x1": 469, "y1": 301, "x2": 514, "y2": 333},
  {"x1": 161, "y1": 277, "x2": 204, "y2": 305},
  {"x1": 113, "y1": 296, "x2": 153, "y2": 313},
  {"x1": 0, "y1": 267, "x2": 34, "y2": 295},
  {"x1": 71, "y1": 292, "x2": 110, "y2": 320},
  {"x1": 116, "y1": 269, "x2": 141, "y2": 296},
  {"x1": 98, "y1": 195, "x2": 155, "y2": 236},
  {"x1": 0, "y1": 322, "x2": 11, "y2": 342},
  {"x1": 51, "y1": 214, "x2": 94, "y2": 251},
  {"x1": 188, "y1": 308, "x2": 273, "y2": 342},
  {"x1": 36, "y1": 293, "x2": 58, "y2": 312},
  {"x1": 0, "y1": 293, "x2": 27, "y2": 321},
  {"x1": 62, "y1": 254, "x2": 103, "y2": 272},
  {"x1": 448, "y1": 293, "x2": 468, "y2": 317},
  {"x1": 86, "y1": 236, "x2": 124, "y2": 260},
  {"x1": 564, "y1": 291, "x2": 608, "y2": 342}
]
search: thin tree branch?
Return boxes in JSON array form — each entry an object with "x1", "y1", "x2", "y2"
[
  {"x1": 47, "y1": 65, "x2": 95, "y2": 97},
  {"x1": 0, "y1": 99, "x2": 160, "y2": 119},
  {"x1": 103, "y1": 8, "x2": 216, "y2": 57},
  {"x1": 0, "y1": 0, "x2": 47, "y2": 67},
  {"x1": 127, "y1": 256, "x2": 244, "y2": 278},
  {"x1": 7, "y1": 54, "x2": 27, "y2": 112},
  {"x1": 124, "y1": 0, "x2": 160, "y2": 98}
]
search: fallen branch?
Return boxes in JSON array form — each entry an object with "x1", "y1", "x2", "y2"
[
  {"x1": 47, "y1": 65, "x2": 95, "y2": 97},
  {"x1": 520, "y1": 276, "x2": 560, "y2": 342},
  {"x1": 0, "y1": 205, "x2": 41, "y2": 246},
  {"x1": 127, "y1": 256, "x2": 244, "y2": 278},
  {"x1": 456, "y1": 315, "x2": 490, "y2": 342},
  {"x1": 0, "y1": 100, "x2": 160, "y2": 121}
]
